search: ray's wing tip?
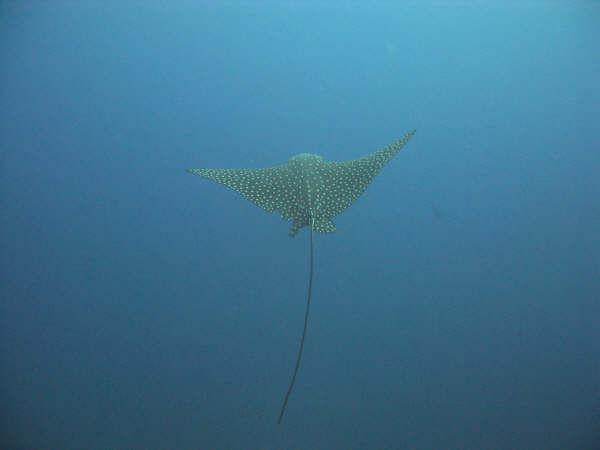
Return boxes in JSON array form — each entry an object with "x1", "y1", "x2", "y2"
[{"x1": 398, "y1": 129, "x2": 416, "y2": 145}]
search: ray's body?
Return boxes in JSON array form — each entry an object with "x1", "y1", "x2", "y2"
[{"x1": 187, "y1": 129, "x2": 415, "y2": 423}]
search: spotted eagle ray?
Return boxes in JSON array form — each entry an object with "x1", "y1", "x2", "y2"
[{"x1": 187, "y1": 129, "x2": 415, "y2": 423}]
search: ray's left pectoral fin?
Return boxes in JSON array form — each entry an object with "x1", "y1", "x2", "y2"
[{"x1": 186, "y1": 165, "x2": 302, "y2": 220}]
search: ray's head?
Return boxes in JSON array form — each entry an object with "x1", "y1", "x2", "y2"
[{"x1": 288, "y1": 153, "x2": 324, "y2": 166}]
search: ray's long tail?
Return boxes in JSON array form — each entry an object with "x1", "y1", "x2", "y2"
[{"x1": 277, "y1": 226, "x2": 314, "y2": 424}]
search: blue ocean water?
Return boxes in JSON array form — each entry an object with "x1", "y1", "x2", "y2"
[{"x1": 1, "y1": 2, "x2": 599, "y2": 449}]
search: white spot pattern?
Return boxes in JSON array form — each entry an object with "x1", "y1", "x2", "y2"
[{"x1": 187, "y1": 129, "x2": 415, "y2": 237}]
